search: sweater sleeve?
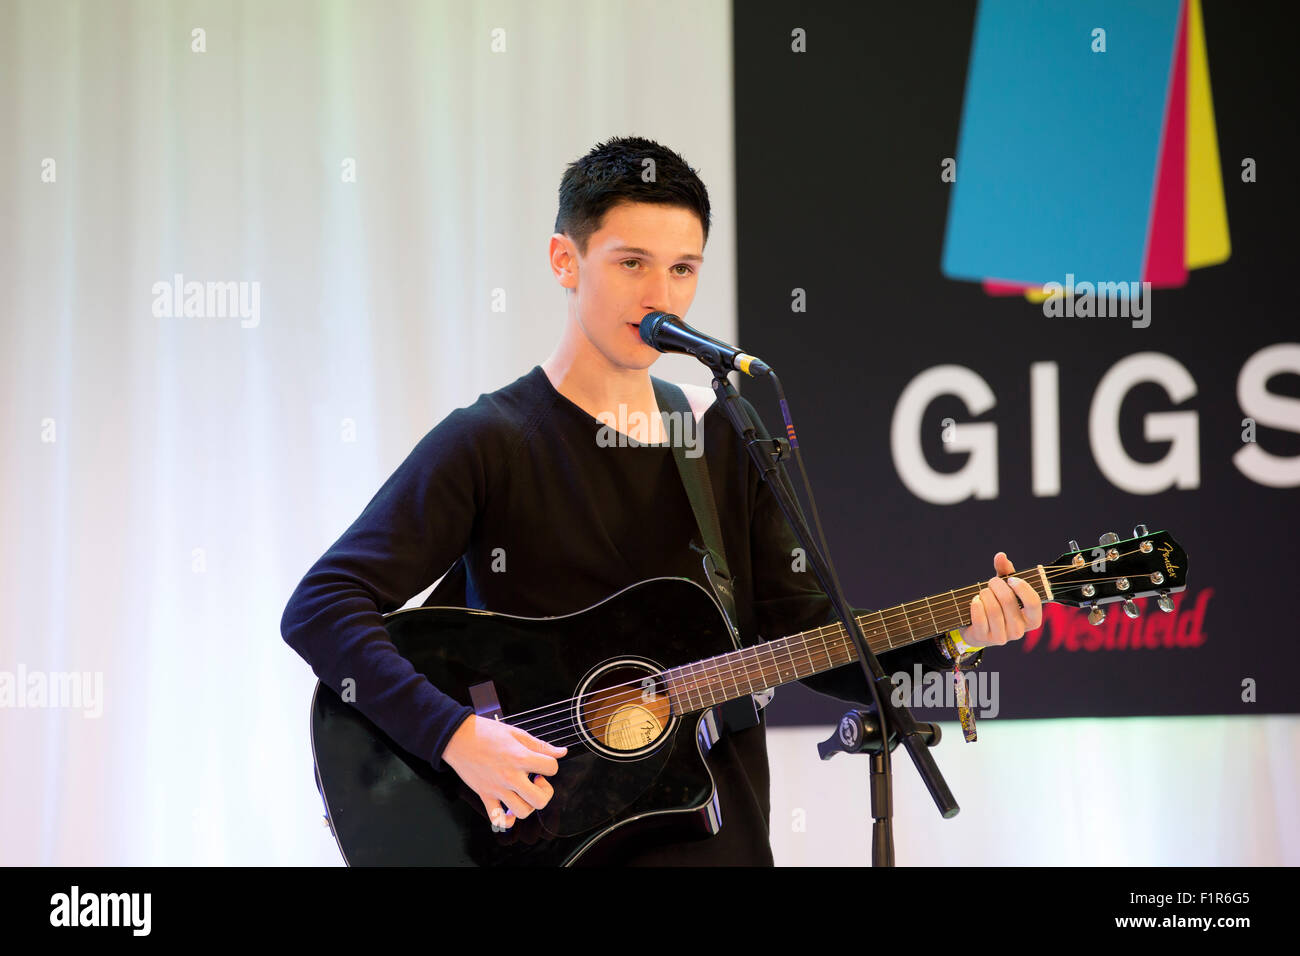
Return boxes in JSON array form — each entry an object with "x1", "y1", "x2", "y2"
[
  {"x1": 746, "y1": 424, "x2": 981, "y2": 707},
  {"x1": 280, "y1": 407, "x2": 493, "y2": 771}
]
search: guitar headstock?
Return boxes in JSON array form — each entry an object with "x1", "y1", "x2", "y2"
[{"x1": 1045, "y1": 525, "x2": 1188, "y2": 625}]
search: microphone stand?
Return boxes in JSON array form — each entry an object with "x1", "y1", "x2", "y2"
[{"x1": 704, "y1": 365, "x2": 960, "y2": 866}]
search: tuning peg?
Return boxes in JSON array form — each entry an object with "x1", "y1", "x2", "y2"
[
  {"x1": 1133, "y1": 523, "x2": 1148, "y2": 538},
  {"x1": 1087, "y1": 603, "x2": 1107, "y2": 626},
  {"x1": 1122, "y1": 599, "x2": 1140, "y2": 619},
  {"x1": 1098, "y1": 532, "x2": 1119, "y2": 546},
  {"x1": 1068, "y1": 539, "x2": 1080, "y2": 553},
  {"x1": 1157, "y1": 590, "x2": 1174, "y2": 613}
]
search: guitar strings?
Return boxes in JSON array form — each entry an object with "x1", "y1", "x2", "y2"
[
  {"x1": 489, "y1": 552, "x2": 1163, "y2": 749},
  {"x1": 510, "y1": 565, "x2": 1154, "y2": 749},
  {"x1": 523, "y1": 560, "x2": 1142, "y2": 752},
  {"x1": 502, "y1": 556, "x2": 1154, "y2": 744}
]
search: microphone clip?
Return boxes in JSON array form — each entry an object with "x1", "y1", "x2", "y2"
[{"x1": 748, "y1": 435, "x2": 789, "y2": 465}]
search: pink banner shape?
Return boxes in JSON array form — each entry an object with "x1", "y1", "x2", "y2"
[{"x1": 1142, "y1": 0, "x2": 1189, "y2": 286}]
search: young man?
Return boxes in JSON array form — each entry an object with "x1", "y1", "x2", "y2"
[{"x1": 281, "y1": 136, "x2": 1042, "y2": 865}]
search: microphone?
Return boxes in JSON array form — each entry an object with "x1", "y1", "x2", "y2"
[{"x1": 638, "y1": 311, "x2": 771, "y2": 377}]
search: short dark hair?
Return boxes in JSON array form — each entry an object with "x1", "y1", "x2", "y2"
[{"x1": 554, "y1": 136, "x2": 711, "y2": 256}]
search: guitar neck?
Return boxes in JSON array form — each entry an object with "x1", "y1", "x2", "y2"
[{"x1": 662, "y1": 566, "x2": 1053, "y2": 715}]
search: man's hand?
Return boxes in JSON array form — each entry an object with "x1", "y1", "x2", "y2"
[
  {"x1": 441, "y1": 714, "x2": 567, "y2": 830},
  {"x1": 958, "y1": 551, "x2": 1044, "y2": 648}
]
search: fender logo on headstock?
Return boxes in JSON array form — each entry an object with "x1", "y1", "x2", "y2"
[{"x1": 1159, "y1": 542, "x2": 1180, "y2": 579}]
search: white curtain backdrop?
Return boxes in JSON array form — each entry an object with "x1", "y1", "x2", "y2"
[{"x1": 1, "y1": 0, "x2": 1294, "y2": 866}]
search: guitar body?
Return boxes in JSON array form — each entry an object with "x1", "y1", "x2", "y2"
[{"x1": 310, "y1": 576, "x2": 738, "y2": 866}]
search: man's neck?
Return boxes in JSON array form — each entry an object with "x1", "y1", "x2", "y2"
[{"x1": 541, "y1": 341, "x2": 665, "y2": 442}]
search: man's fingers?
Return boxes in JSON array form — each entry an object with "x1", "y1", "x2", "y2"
[
  {"x1": 980, "y1": 582, "x2": 1008, "y2": 645},
  {"x1": 512, "y1": 772, "x2": 553, "y2": 811},
  {"x1": 988, "y1": 574, "x2": 1026, "y2": 640},
  {"x1": 1007, "y1": 575, "x2": 1043, "y2": 630},
  {"x1": 482, "y1": 776, "x2": 554, "y2": 832},
  {"x1": 966, "y1": 555, "x2": 1039, "y2": 648},
  {"x1": 528, "y1": 774, "x2": 555, "y2": 810},
  {"x1": 512, "y1": 726, "x2": 568, "y2": 761},
  {"x1": 521, "y1": 753, "x2": 561, "y2": 777},
  {"x1": 498, "y1": 787, "x2": 534, "y2": 820},
  {"x1": 509, "y1": 735, "x2": 562, "y2": 777},
  {"x1": 968, "y1": 594, "x2": 988, "y2": 647}
]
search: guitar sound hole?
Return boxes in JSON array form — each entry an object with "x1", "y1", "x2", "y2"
[{"x1": 576, "y1": 662, "x2": 674, "y2": 758}]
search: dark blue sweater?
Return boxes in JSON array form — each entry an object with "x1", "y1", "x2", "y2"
[{"x1": 280, "y1": 365, "x2": 966, "y2": 864}]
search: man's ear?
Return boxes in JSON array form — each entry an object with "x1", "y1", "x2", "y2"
[{"x1": 549, "y1": 233, "x2": 579, "y2": 290}]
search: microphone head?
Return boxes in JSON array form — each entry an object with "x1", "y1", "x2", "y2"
[
  {"x1": 639, "y1": 311, "x2": 678, "y2": 349},
  {"x1": 637, "y1": 310, "x2": 771, "y2": 377}
]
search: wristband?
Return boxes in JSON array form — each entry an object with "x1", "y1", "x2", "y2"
[
  {"x1": 939, "y1": 629, "x2": 980, "y2": 743},
  {"x1": 937, "y1": 628, "x2": 980, "y2": 663}
]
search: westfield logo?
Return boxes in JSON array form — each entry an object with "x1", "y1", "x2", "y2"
[{"x1": 1024, "y1": 589, "x2": 1211, "y2": 652}]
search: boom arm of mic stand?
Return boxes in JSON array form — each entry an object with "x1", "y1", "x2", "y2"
[{"x1": 705, "y1": 369, "x2": 961, "y2": 827}]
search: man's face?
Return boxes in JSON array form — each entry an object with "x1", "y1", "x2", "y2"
[{"x1": 551, "y1": 201, "x2": 705, "y2": 370}]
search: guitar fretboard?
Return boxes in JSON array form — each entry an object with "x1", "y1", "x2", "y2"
[{"x1": 661, "y1": 572, "x2": 1046, "y2": 714}]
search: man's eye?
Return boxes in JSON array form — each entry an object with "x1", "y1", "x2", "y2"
[{"x1": 620, "y1": 260, "x2": 693, "y2": 276}]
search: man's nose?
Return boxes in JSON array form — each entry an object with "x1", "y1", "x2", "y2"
[{"x1": 641, "y1": 273, "x2": 674, "y2": 316}]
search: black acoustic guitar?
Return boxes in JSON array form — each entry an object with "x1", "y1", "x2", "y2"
[{"x1": 310, "y1": 527, "x2": 1187, "y2": 865}]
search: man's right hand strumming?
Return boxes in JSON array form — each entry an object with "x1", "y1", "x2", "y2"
[{"x1": 440, "y1": 714, "x2": 568, "y2": 830}]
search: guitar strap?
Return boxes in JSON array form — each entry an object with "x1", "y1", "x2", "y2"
[{"x1": 651, "y1": 377, "x2": 764, "y2": 735}]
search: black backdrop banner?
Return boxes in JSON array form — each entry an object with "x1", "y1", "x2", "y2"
[{"x1": 733, "y1": 1, "x2": 1298, "y2": 725}]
